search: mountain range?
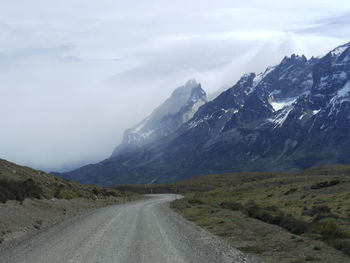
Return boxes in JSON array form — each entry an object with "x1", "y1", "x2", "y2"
[{"x1": 59, "y1": 42, "x2": 350, "y2": 186}]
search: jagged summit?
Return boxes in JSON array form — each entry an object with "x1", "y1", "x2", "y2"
[
  {"x1": 330, "y1": 42, "x2": 350, "y2": 58},
  {"x1": 171, "y1": 79, "x2": 199, "y2": 97},
  {"x1": 190, "y1": 84, "x2": 206, "y2": 101},
  {"x1": 280, "y1": 54, "x2": 307, "y2": 65},
  {"x1": 111, "y1": 79, "x2": 207, "y2": 156}
]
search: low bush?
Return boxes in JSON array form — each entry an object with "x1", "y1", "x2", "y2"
[
  {"x1": 92, "y1": 187, "x2": 99, "y2": 196},
  {"x1": 303, "y1": 205, "x2": 331, "y2": 217},
  {"x1": 187, "y1": 197, "x2": 204, "y2": 205},
  {"x1": 219, "y1": 201, "x2": 349, "y2": 255},
  {"x1": 219, "y1": 202, "x2": 243, "y2": 211},
  {"x1": 245, "y1": 204, "x2": 278, "y2": 224},
  {"x1": 312, "y1": 222, "x2": 347, "y2": 240},
  {"x1": 310, "y1": 180, "x2": 340, "y2": 190},
  {"x1": 284, "y1": 187, "x2": 298, "y2": 195},
  {"x1": 327, "y1": 239, "x2": 350, "y2": 256},
  {"x1": 58, "y1": 190, "x2": 77, "y2": 200},
  {"x1": 0, "y1": 179, "x2": 42, "y2": 203},
  {"x1": 312, "y1": 213, "x2": 339, "y2": 222},
  {"x1": 279, "y1": 216, "x2": 309, "y2": 235},
  {"x1": 244, "y1": 204, "x2": 309, "y2": 235},
  {"x1": 91, "y1": 187, "x2": 120, "y2": 198}
]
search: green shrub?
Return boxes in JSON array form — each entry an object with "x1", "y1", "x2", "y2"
[
  {"x1": 312, "y1": 222, "x2": 346, "y2": 240},
  {"x1": 310, "y1": 180, "x2": 340, "y2": 189},
  {"x1": 312, "y1": 213, "x2": 339, "y2": 222},
  {"x1": 232, "y1": 203, "x2": 309, "y2": 235},
  {"x1": 187, "y1": 198, "x2": 204, "y2": 205},
  {"x1": 58, "y1": 190, "x2": 77, "y2": 200},
  {"x1": 305, "y1": 255, "x2": 319, "y2": 261},
  {"x1": 229, "y1": 202, "x2": 349, "y2": 255},
  {"x1": 0, "y1": 179, "x2": 42, "y2": 203},
  {"x1": 303, "y1": 205, "x2": 331, "y2": 217},
  {"x1": 90, "y1": 187, "x2": 120, "y2": 198},
  {"x1": 284, "y1": 187, "x2": 298, "y2": 195},
  {"x1": 92, "y1": 187, "x2": 99, "y2": 196},
  {"x1": 245, "y1": 204, "x2": 277, "y2": 223},
  {"x1": 327, "y1": 239, "x2": 350, "y2": 256},
  {"x1": 279, "y1": 216, "x2": 309, "y2": 235},
  {"x1": 219, "y1": 202, "x2": 243, "y2": 211},
  {"x1": 54, "y1": 187, "x2": 62, "y2": 198}
]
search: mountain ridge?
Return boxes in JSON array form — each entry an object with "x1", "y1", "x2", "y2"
[{"x1": 59, "y1": 42, "x2": 350, "y2": 186}]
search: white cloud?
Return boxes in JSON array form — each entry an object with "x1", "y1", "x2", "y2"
[{"x1": 0, "y1": 0, "x2": 349, "y2": 171}]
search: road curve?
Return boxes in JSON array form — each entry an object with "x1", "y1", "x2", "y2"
[{"x1": 0, "y1": 194, "x2": 263, "y2": 263}]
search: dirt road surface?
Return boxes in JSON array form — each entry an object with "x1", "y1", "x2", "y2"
[{"x1": 0, "y1": 194, "x2": 264, "y2": 263}]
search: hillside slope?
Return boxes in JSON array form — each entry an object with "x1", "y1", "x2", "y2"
[
  {"x1": 0, "y1": 158, "x2": 131, "y2": 202},
  {"x1": 0, "y1": 158, "x2": 139, "y2": 246}
]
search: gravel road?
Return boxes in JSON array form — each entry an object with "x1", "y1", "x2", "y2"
[{"x1": 0, "y1": 194, "x2": 264, "y2": 263}]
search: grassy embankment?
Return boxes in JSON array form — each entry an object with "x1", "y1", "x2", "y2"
[
  {"x1": 0, "y1": 158, "x2": 140, "y2": 244},
  {"x1": 115, "y1": 165, "x2": 350, "y2": 263},
  {"x1": 0, "y1": 158, "x2": 137, "y2": 203}
]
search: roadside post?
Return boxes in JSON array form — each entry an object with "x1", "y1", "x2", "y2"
[{"x1": 175, "y1": 188, "x2": 179, "y2": 200}]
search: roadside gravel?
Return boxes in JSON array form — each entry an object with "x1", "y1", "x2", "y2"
[{"x1": 0, "y1": 197, "x2": 131, "y2": 247}]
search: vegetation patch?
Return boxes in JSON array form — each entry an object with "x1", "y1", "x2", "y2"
[
  {"x1": 167, "y1": 165, "x2": 350, "y2": 262},
  {"x1": 238, "y1": 246, "x2": 265, "y2": 255},
  {"x1": 310, "y1": 180, "x2": 340, "y2": 190},
  {"x1": 0, "y1": 158, "x2": 138, "y2": 204},
  {"x1": 0, "y1": 179, "x2": 42, "y2": 203},
  {"x1": 228, "y1": 202, "x2": 350, "y2": 254}
]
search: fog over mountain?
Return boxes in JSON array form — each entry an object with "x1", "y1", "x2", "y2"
[
  {"x1": 0, "y1": 0, "x2": 350, "y2": 172},
  {"x1": 59, "y1": 42, "x2": 350, "y2": 185}
]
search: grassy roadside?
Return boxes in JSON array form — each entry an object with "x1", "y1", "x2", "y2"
[
  {"x1": 169, "y1": 167, "x2": 350, "y2": 262},
  {"x1": 115, "y1": 165, "x2": 350, "y2": 262},
  {"x1": 0, "y1": 158, "x2": 139, "y2": 203},
  {"x1": 171, "y1": 198, "x2": 350, "y2": 263},
  {"x1": 0, "y1": 158, "x2": 141, "y2": 245}
]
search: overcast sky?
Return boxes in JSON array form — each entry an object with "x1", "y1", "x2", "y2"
[{"x1": 1, "y1": 0, "x2": 349, "y2": 172}]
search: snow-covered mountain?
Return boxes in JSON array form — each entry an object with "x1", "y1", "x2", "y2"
[
  {"x1": 111, "y1": 79, "x2": 206, "y2": 156},
  {"x1": 60, "y1": 42, "x2": 350, "y2": 186}
]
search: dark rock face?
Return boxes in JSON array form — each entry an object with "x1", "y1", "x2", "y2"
[{"x1": 60, "y1": 43, "x2": 350, "y2": 186}]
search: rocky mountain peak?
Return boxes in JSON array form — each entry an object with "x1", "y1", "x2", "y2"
[
  {"x1": 190, "y1": 83, "x2": 206, "y2": 101},
  {"x1": 330, "y1": 42, "x2": 350, "y2": 58},
  {"x1": 111, "y1": 79, "x2": 207, "y2": 156},
  {"x1": 171, "y1": 79, "x2": 199, "y2": 97},
  {"x1": 281, "y1": 54, "x2": 307, "y2": 66},
  {"x1": 311, "y1": 43, "x2": 350, "y2": 98}
]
